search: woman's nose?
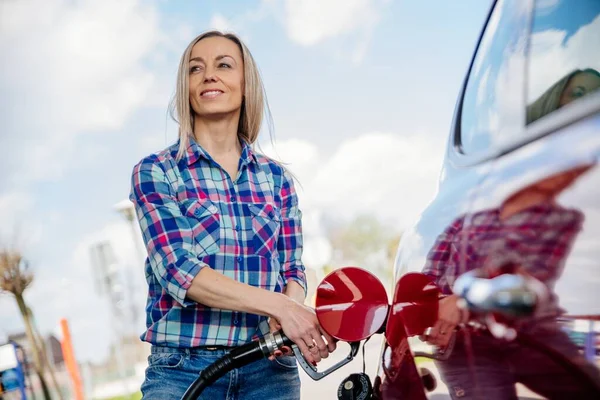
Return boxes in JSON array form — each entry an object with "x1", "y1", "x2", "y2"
[{"x1": 204, "y1": 70, "x2": 218, "y2": 83}]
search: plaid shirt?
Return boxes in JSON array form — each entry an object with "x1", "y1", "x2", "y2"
[
  {"x1": 423, "y1": 203, "x2": 583, "y2": 318},
  {"x1": 130, "y1": 137, "x2": 306, "y2": 348}
]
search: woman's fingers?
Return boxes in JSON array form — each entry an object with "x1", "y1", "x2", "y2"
[
  {"x1": 310, "y1": 333, "x2": 330, "y2": 359},
  {"x1": 281, "y1": 345, "x2": 292, "y2": 356},
  {"x1": 268, "y1": 317, "x2": 281, "y2": 333},
  {"x1": 428, "y1": 319, "x2": 454, "y2": 347},
  {"x1": 268, "y1": 349, "x2": 283, "y2": 361},
  {"x1": 320, "y1": 326, "x2": 337, "y2": 353},
  {"x1": 426, "y1": 321, "x2": 444, "y2": 344},
  {"x1": 298, "y1": 338, "x2": 318, "y2": 364}
]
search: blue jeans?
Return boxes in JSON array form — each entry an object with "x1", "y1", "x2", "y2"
[{"x1": 141, "y1": 345, "x2": 301, "y2": 400}]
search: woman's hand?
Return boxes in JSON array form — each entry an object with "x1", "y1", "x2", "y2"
[
  {"x1": 273, "y1": 297, "x2": 337, "y2": 365},
  {"x1": 426, "y1": 294, "x2": 469, "y2": 348},
  {"x1": 267, "y1": 317, "x2": 293, "y2": 361}
]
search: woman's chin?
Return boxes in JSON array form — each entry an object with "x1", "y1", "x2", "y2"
[{"x1": 195, "y1": 107, "x2": 241, "y2": 120}]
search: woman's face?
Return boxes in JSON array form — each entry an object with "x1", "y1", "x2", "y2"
[
  {"x1": 559, "y1": 71, "x2": 600, "y2": 107},
  {"x1": 188, "y1": 36, "x2": 245, "y2": 120}
]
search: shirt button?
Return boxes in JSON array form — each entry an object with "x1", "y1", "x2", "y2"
[
  {"x1": 235, "y1": 225, "x2": 240, "y2": 231},
  {"x1": 231, "y1": 196, "x2": 236, "y2": 202},
  {"x1": 237, "y1": 256, "x2": 243, "y2": 262},
  {"x1": 194, "y1": 209, "x2": 201, "y2": 216},
  {"x1": 234, "y1": 319, "x2": 239, "y2": 325}
]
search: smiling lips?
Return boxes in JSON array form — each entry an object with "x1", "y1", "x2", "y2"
[{"x1": 200, "y1": 89, "x2": 224, "y2": 99}]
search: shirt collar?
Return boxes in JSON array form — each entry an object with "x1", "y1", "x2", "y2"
[
  {"x1": 181, "y1": 135, "x2": 258, "y2": 167},
  {"x1": 240, "y1": 139, "x2": 259, "y2": 167}
]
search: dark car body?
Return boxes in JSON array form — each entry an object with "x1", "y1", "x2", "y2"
[{"x1": 373, "y1": 0, "x2": 600, "y2": 398}]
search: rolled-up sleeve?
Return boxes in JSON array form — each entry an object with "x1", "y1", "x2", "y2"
[
  {"x1": 422, "y1": 217, "x2": 463, "y2": 295},
  {"x1": 277, "y1": 169, "x2": 307, "y2": 296},
  {"x1": 130, "y1": 157, "x2": 207, "y2": 306}
]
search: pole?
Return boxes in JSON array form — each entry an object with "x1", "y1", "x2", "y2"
[{"x1": 59, "y1": 319, "x2": 84, "y2": 400}]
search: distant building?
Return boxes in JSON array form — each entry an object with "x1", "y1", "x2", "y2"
[{"x1": 7, "y1": 332, "x2": 65, "y2": 369}]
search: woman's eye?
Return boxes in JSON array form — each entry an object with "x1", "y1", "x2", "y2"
[
  {"x1": 571, "y1": 86, "x2": 586, "y2": 98},
  {"x1": 218, "y1": 63, "x2": 232, "y2": 68},
  {"x1": 190, "y1": 65, "x2": 203, "y2": 73}
]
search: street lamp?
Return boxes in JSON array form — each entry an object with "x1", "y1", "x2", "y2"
[
  {"x1": 113, "y1": 199, "x2": 146, "y2": 333},
  {"x1": 113, "y1": 199, "x2": 145, "y2": 263}
]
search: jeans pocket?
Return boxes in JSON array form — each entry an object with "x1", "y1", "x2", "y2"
[
  {"x1": 273, "y1": 355, "x2": 298, "y2": 370},
  {"x1": 149, "y1": 352, "x2": 185, "y2": 368}
]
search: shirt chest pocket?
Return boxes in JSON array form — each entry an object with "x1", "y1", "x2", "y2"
[
  {"x1": 182, "y1": 199, "x2": 221, "y2": 257},
  {"x1": 248, "y1": 203, "x2": 281, "y2": 258}
]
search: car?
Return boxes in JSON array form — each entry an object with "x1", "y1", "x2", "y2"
[
  {"x1": 369, "y1": 0, "x2": 600, "y2": 398},
  {"x1": 180, "y1": 1, "x2": 600, "y2": 398}
]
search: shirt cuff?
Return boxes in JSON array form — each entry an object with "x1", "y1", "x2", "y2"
[
  {"x1": 283, "y1": 268, "x2": 307, "y2": 297},
  {"x1": 169, "y1": 259, "x2": 208, "y2": 307}
]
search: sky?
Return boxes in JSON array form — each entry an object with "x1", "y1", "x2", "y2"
[{"x1": 0, "y1": 0, "x2": 492, "y2": 363}]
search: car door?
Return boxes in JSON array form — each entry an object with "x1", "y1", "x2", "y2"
[
  {"x1": 374, "y1": 0, "x2": 531, "y2": 398},
  {"x1": 458, "y1": 0, "x2": 600, "y2": 398}
]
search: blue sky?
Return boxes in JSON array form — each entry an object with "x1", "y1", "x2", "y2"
[{"x1": 0, "y1": 0, "x2": 491, "y2": 363}]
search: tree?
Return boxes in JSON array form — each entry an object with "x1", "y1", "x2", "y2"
[
  {"x1": 0, "y1": 247, "x2": 57, "y2": 399},
  {"x1": 386, "y1": 233, "x2": 403, "y2": 284},
  {"x1": 328, "y1": 214, "x2": 401, "y2": 286}
]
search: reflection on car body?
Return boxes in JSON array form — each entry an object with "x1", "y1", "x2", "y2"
[
  {"x1": 422, "y1": 166, "x2": 600, "y2": 399},
  {"x1": 374, "y1": 0, "x2": 600, "y2": 399}
]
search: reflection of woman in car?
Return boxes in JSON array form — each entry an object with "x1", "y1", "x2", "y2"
[
  {"x1": 527, "y1": 68, "x2": 600, "y2": 124},
  {"x1": 130, "y1": 31, "x2": 335, "y2": 399},
  {"x1": 422, "y1": 166, "x2": 600, "y2": 399}
]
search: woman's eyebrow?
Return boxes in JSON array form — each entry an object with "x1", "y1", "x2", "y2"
[
  {"x1": 190, "y1": 55, "x2": 237, "y2": 64},
  {"x1": 216, "y1": 55, "x2": 237, "y2": 64}
]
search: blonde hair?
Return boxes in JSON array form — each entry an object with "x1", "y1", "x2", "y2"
[{"x1": 170, "y1": 31, "x2": 272, "y2": 161}]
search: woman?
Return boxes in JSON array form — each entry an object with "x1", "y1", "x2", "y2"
[
  {"x1": 130, "y1": 31, "x2": 335, "y2": 399},
  {"x1": 526, "y1": 68, "x2": 600, "y2": 124}
]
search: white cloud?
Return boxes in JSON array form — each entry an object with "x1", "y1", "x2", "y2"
[
  {"x1": 205, "y1": 1, "x2": 276, "y2": 44},
  {"x1": 476, "y1": 66, "x2": 491, "y2": 106},
  {"x1": 282, "y1": 0, "x2": 386, "y2": 63},
  {"x1": 0, "y1": 191, "x2": 45, "y2": 249},
  {"x1": 284, "y1": 0, "x2": 379, "y2": 46},
  {"x1": 0, "y1": 0, "x2": 162, "y2": 183},
  {"x1": 264, "y1": 132, "x2": 444, "y2": 230},
  {"x1": 0, "y1": 192, "x2": 33, "y2": 230},
  {"x1": 210, "y1": 13, "x2": 234, "y2": 32}
]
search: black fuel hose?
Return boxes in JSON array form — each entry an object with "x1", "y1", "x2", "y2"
[{"x1": 181, "y1": 330, "x2": 293, "y2": 400}]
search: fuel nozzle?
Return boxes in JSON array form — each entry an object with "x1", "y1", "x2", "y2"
[
  {"x1": 181, "y1": 330, "x2": 293, "y2": 400},
  {"x1": 258, "y1": 330, "x2": 293, "y2": 356}
]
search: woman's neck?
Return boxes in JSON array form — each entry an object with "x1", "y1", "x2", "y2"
[
  {"x1": 499, "y1": 190, "x2": 555, "y2": 221},
  {"x1": 193, "y1": 115, "x2": 242, "y2": 157}
]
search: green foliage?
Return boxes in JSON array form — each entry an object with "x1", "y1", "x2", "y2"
[
  {"x1": 106, "y1": 393, "x2": 142, "y2": 400},
  {"x1": 328, "y1": 214, "x2": 402, "y2": 283}
]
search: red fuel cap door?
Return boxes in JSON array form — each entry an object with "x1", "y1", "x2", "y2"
[
  {"x1": 315, "y1": 267, "x2": 389, "y2": 342},
  {"x1": 386, "y1": 272, "x2": 440, "y2": 347}
]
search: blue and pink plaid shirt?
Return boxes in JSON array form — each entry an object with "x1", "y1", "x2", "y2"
[
  {"x1": 130, "y1": 137, "x2": 306, "y2": 348},
  {"x1": 423, "y1": 203, "x2": 582, "y2": 319}
]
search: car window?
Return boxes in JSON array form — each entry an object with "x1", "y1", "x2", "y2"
[
  {"x1": 526, "y1": 0, "x2": 600, "y2": 125},
  {"x1": 459, "y1": 0, "x2": 530, "y2": 155}
]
